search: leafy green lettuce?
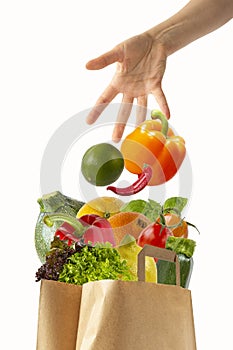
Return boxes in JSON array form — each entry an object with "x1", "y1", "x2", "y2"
[
  {"x1": 58, "y1": 244, "x2": 133, "y2": 285},
  {"x1": 166, "y1": 236, "x2": 196, "y2": 258}
]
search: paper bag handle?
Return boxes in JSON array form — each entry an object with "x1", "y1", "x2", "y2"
[{"x1": 137, "y1": 245, "x2": 180, "y2": 286}]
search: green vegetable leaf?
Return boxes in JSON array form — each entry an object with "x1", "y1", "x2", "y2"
[
  {"x1": 35, "y1": 238, "x2": 75, "y2": 282},
  {"x1": 163, "y1": 197, "x2": 188, "y2": 214},
  {"x1": 120, "y1": 199, "x2": 148, "y2": 213},
  {"x1": 49, "y1": 236, "x2": 70, "y2": 253},
  {"x1": 166, "y1": 236, "x2": 196, "y2": 258},
  {"x1": 145, "y1": 199, "x2": 162, "y2": 221},
  {"x1": 120, "y1": 199, "x2": 162, "y2": 222},
  {"x1": 120, "y1": 197, "x2": 189, "y2": 222}
]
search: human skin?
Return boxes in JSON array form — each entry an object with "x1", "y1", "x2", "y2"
[{"x1": 86, "y1": 0, "x2": 233, "y2": 141}]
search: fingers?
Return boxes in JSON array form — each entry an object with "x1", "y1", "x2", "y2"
[
  {"x1": 112, "y1": 95, "x2": 134, "y2": 142},
  {"x1": 136, "y1": 95, "x2": 147, "y2": 125},
  {"x1": 86, "y1": 85, "x2": 118, "y2": 125},
  {"x1": 151, "y1": 87, "x2": 170, "y2": 119},
  {"x1": 86, "y1": 48, "x2": 120, "y2": 70}
]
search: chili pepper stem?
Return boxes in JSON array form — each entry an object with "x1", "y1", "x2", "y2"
[{"x1": 43, "y1": 212, "x2": 86, "y2": 237}]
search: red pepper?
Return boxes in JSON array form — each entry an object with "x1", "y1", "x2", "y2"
[
  {"x1": 44, "y1": 212, "x2": 116, "y2": 246},
  {"x1": 107, "y1": 165, "x2": 152, "y2": 196},
  {"x1": 79, "y1": 214, "x2": 116, "y2": 246},
  {"x1": 55, "y1": 222, "x2": 80, "y2": 245}
]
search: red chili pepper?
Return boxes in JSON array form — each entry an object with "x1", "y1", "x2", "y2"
[{"x1": 107, "y1": 165, "x2": 152, "y2": 196}]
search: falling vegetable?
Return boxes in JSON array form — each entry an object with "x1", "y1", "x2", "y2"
[
  {"x1": 81, "y1": 142, "x2": 124, "y2": 186},
  {"x1": 107, "y1": 165, "x2": 152, "y2": 196},
  {"x1": 120, "y1": 110, "x2": 186, "y2": 185}
]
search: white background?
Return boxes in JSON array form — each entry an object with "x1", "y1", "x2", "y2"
[{"x1": 1, "y1": 1, "x2": 232, "y2": 348}]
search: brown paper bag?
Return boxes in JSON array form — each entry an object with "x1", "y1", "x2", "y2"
[
  {"x1": 36, "y1": 280, "x2": 82, "y2": 350},
  {"x1": 76, "y1": 245, "x2": 196, "y2": 350},
  {"x1": 36, "y1": 245, "x2": 197, "y2": 350}
]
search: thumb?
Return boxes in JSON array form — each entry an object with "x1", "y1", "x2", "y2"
[{"x1": 86, "y1": 47, "x2": 120, "y2": 70}]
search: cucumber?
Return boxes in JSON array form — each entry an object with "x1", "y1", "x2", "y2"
[
  {"x1": 157, "y1": 236, "x2": 196, "y2": 288},
  {"x1": 157, "y1": 254, "x2": 194, "y2": 288}
]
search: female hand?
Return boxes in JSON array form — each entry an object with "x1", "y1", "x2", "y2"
[
  {"x1": 85, "y1": 0, "x2": 233, "y2": 142},
  {"x1": 85, "y1": 32, "x2": 170, "y2": 142}
]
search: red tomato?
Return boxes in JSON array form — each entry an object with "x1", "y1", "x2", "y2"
[{"x1": 137, "y1": 222, "x2": 172, "y2": 261}]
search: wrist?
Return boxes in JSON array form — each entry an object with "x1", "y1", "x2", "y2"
[
  {"x1": 146, "y1": 0, "x2": 233, "y2": 57},
  {"x1": 146, "y1": 19, "x2": 190, "y2": 57}
]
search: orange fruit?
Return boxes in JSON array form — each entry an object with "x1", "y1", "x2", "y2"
[
  {"x1": 76, "y1": 196, "x2": 125, "y2": 219},
  {"x1": 108, "y1": 212, "x2": 151, "y2": 246},
  {"x1": 160, "y1": 213, "x2": 188, "y2": 238}
]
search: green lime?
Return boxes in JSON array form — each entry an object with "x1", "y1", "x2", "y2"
[{"x1": 81, "y1": 143, "x2": 124, "y2": 186}]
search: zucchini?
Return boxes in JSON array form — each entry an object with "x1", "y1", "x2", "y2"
[
  {"x1": 37, "y1": 191, "x2": 85, "y2": 214},
  {"x1": 35, "y1": 191, "x2": 85, "y2": 263},
  {"x1": 157, "y1": 236, "x2": 196, "y2": 288}
]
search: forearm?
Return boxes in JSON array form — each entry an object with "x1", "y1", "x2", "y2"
[{"x1": 147, "y1": 0, "x2": 233, "y2": 55}]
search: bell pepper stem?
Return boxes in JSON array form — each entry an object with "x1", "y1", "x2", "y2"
[
  {"x1": 43, "y1": 212, "x2": 86, "y2": 237},
  {"x1": 151, "y1": 110, "x2": 168, "y2": 136}
]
